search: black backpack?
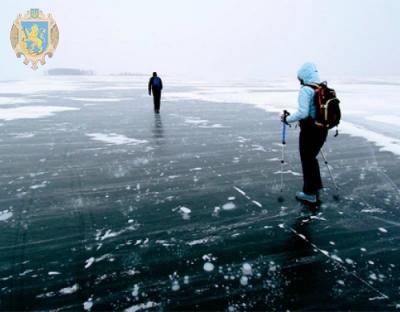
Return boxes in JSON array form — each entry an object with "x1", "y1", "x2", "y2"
[{"x1": 306, "y1": 82, "x2": 341, "y2": 130}]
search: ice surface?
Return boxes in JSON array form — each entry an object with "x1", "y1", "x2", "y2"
[{"x1": 1, "y1": 77, "x2": 399, "y2": 310}]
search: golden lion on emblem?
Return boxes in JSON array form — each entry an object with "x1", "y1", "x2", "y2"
[{"x1": 21, "y1": 24, "x2": 46, "y2": 55}]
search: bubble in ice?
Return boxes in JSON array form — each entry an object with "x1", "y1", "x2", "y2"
[
  {"x1": 240, "y1": 276, "x2": 249, "y2": 286},
  {"x1": 242, "y1": 263, "x2": 252, "y2": 276},
  {"x1": 184, "y1": 275, "x2": 190, "y2": 284},
  {"x1": 83, "y1": 297, "x2": 93, "y2": 311},
  {"x1": 369, "y1": 273, "x2": 378, "y2": 280},
  {"x1": 179, "y1": 206, "x2": 191, "y2": 214},
  {"x1": 132, "y1": 284, "x2": 139, "y2": 297},
  {"x1": 171, "y1": 280, "x2": 180, "y2": 291},
  {"x1": 203, "y1": 262, "x2": 215, "y2": 272},
  {"x1": 222, "y1": 202, "x2": 236, "y2": 211}
]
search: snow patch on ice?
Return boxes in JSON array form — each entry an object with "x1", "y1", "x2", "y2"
[
  {"x1": 124, "y1": 301, "x2": 159, "y2": 312},
  {"x1": 67, "y1": 97, "x2": 121, "y2": 102},
  {"x1": 366, "y1": 115, "x2": 400, "y2": 126},
  {"x1": 59, "y1": 283, "x2": 79, "y2": 295},
  {"x1": 30, "y1": 181, "x2": 48, "y2": 189},
  {"x1": 87, "y1": 133, "x2": 148, "y2": 146},
  {"x1": 0, "y1": 210, "x2": 13, "y2": 221},
  {"x1": 48, "y1": 271, "x2": 61, "y2": 275},
  {"x1": 340, "y1": 121, "x2": 400, "y2": 157},
  {"x1": 0, "y1": 106, "x2": 79, "y2": 121},
  {"x1": 274, "y1": 170, "x2": 302, "y2": 176}
]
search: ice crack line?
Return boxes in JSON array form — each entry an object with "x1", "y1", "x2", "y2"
[
  {"x1": 281, "y1": 223, "x2": 390, "y2": 302},
  {"x1": 233, "y1": 186, "x2": 263, "y2": 208}
]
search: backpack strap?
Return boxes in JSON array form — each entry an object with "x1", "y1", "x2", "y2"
[{"x1": 304, "y1": 83, "x2": 321, "y2": 89}]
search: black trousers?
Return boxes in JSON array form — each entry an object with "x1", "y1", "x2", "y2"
[
  {"x1": 299, "y1": 120, "x2": 328, "y2": 195},
  {"x1": 152, "y1": 89, "x2": 161, "y2": 111}
]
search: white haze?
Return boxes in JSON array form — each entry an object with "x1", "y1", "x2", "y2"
[{"x1": 1, "y1": 0, "x2": 400, "y2": 81}]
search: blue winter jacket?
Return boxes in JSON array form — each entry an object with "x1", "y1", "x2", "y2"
[{"x1": 286, "y1": 63, "x2": 321, "y2": 124}]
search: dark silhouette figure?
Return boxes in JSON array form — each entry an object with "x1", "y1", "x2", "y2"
[{"x1": 148, "y1": 72, "x2": 163, "y2": 113}]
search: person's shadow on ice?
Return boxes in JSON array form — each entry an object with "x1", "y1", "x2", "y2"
[{"x1": 152, "y1": 113, "x2": 164, "y2": 140}]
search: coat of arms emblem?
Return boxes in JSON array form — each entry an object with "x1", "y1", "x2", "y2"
[{"x1": 10, "y1": 9, "x2": 59, "y2": 70}]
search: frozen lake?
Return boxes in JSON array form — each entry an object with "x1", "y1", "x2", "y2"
[{"x1": 0, "y1": 77, "x2": 399, "y2": 310}]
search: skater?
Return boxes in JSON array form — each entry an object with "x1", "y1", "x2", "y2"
[
  {"x1": 281, "y1": 63, "x2": 328, "y2": 204},
  {"x1": 148, "y1": 72, "x2": 163, "y2": 113}
]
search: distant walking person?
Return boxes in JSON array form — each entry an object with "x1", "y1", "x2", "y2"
[
  {"x1": 148, "y1": 72, "x2": 163, "y2": 113},
  {"x1": 281, "y1": 63, "x2": 328, "y2": 204}
]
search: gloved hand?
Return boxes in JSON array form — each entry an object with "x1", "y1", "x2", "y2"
[{"x1": 281, "y1": 110, "x2": 290, "y2": 125}]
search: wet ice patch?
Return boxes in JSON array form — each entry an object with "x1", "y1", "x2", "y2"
[
  {"x1": 87, "y1": 133, "x2": 148, "y2": 146},
  {"x1": 0, "y1": 106, "x2": 79, "y2": 121}
]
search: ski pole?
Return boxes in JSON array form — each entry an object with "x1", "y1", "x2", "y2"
[
  {"x1": 320, "y1": 148, "x2": 339, "y2": 199},
  {"x1": 279, "y1": 110, "x2": 290, "y2": 201}
]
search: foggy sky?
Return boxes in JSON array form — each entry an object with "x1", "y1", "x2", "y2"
[{"x1": 1, "y1": 0, "x2": 399, "y2": 80}]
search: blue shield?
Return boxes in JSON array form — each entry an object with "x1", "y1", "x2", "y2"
[{"x1": 21, "y1": 21, "x2": 49, "y2": 55}]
